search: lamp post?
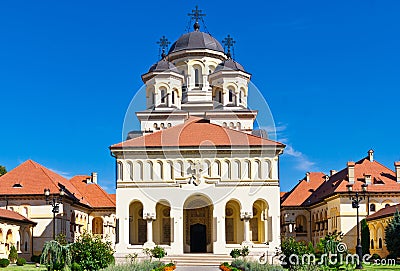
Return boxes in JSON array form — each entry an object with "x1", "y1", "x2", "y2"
[
  {"x1": 44, "y1": 188, "x2": 65, "y2": 239},
  {"x1": 346, "y1": 183, "x2": 368, "y2": 269}
]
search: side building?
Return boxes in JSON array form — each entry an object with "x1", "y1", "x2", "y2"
[
  {"x1": 0, "y1": 160, "x2": 116, "y2": 258},
  {"x1": 281, "y1": 150, "x2": 400, "y2": 253}
]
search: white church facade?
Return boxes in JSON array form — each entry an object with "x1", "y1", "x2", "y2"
[{"x1": 111, "y1": 7, "x2": 285, "y2": 259}]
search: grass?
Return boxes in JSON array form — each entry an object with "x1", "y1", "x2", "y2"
[
  {"x1": 1, "y1": 264, "x2": 46, "y2": 271},
  {"x1": 363, "y1": 264, "x2": 400, "y2": 270}
]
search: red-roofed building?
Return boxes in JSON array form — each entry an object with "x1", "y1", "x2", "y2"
[
  {"x1": 0, "y1": 160, "x2": 115, "y2": 257},
  {"x1": 109, "y1": 12, "x2": 286, "y2": 260},
  {"x1": 280, "y1": 150, "x2": 400, "y2": 253},
  {"x1": 366, "y1": 203, "x2": 400, "y2": 258},
  {"x1": 0, "y1": 208, "x2": 36, "y2": 259}
]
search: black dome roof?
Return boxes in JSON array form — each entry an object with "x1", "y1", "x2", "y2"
[
  {"x1": 148, "y1": 59, "x2": 179, "y2": 73},
  {"x1": 214, "y1": 58, "x2": 246, "y2": 72},
  {"x1": 168, "y1": 31, "x2": 224, "y2": 54}
]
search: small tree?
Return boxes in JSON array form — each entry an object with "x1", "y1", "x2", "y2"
[
  {"x1": 385, "y1": 209, "x2": 400, "y2": 258},
  {"x1": 40, "y1": 240, "x2": 72, "y2": 271},
  {"x1": 70, "y1": 231, "x2": 114, "y2": 271},
  {"x1": 361, "y1": 219, "x2": 370, "y2": 255},
  {"x1": 151, "y1": 246, "x2": 166, "y2": 261},
  {"x1": 0, "y1": 165, "x2": 6, "y2": 177},
  {"x1": 8, "y1": 245, "x2": 18, "y2": 263}
]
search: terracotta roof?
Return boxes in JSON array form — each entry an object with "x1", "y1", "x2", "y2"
[
  {"x1": 109, "y1": 194, "x2": 116, "y2": 204},
  {"x1": 307, "y1": 157, "x2": 400, "y2": 205},
  {"x1": 110, "y1": 117, "x2": 285, "y2": 149},
  {"x1": 281, "y1": 172, "x2": 326, "y2": 207},
  {"x1": 70, "y1": 176, "x2": 115, "y2": 208},
  {"x1": 0, "y1": 160, "x2": 90, "y2": 204},
  {"x1": 366, "y1": 203, "x2": 400, "y2": 221},
  {"x1": 0, "y1": 208, "x2": 36, "y2": 225}
]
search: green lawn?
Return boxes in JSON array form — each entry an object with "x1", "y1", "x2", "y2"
[
  {"x1": 363, "y1": 264, "x2": 400, "y2": 270},
  {"x1": 2, "y1": 264, "x2": 46, "y2": 271}
]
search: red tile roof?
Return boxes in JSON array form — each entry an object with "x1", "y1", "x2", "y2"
[
  {"x1": 70, "y1": 176, "x2": 115, "y2": 208},
  {"x1": 281, "y1": 172, "x2": 326, "y2": 207},
  {"x1": 110, "y1": 117, "x2": 285, "y2": 149},
  {"x1": 0, "y1": 208, "x2": 36, "y2": 225},
  {"x1": 366, "y1": 203, "x2": 400, "y2": 221},
  {"x1": 307, "y1": 157, "x2": 400, "y2": 205},
  {"x1": 0, "y1": 160, "x2": 115, "y2": 209}
]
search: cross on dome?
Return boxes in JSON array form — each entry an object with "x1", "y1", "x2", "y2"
[
  {"x1": 156, "y1": 36, "x2": 170, "y2": 59},
  {"x1": 222, "y1": 34, "x2": 236, "y2": 58},
  {"x1": 188, "y1": 5, "x2": 206, "y2": 31}
]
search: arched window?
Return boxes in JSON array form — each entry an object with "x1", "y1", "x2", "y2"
[
  {"x1": 117, "y1": 162, "x2": 123, "y2": 181},
  {"x1": 194, "y1": 66, "x2": 202, "y2": 87},
  {"x1": 370, "y1": 239, "x2": 374, "y2": 249},
  {"x1": 160, "y1": 88, "x2": 166, "y2": 104},
  {"x1": 378, "y1": 238, "x2": 382, "y2": 249},
  {"x1": 385, "y1": 203, "x2": 390, "y2": 208},
  {"x1": 215, "y1": 89, "x2": 222, "y2": 104},
  {"x1": 370, "y1": 204, "x2": 376, "y2": 212},
  {"x1": 172, "y1": 90, "x2": 178, "y2": 105},
  {"x1": 228, "y1": 88, "x2": 236, "y2": 104}
]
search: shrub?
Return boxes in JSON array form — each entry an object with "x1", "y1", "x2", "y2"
[
  {"x1": 8, "y1": 245, "x2": 18, "y2": 263},
  {"x1": 0, "y1": 259, "x2": 10, "y2": 268},
  {"x1": 71, "y1": 262, "x2": 82, "y2": 271},
  {"x1": 31, "y1": 254, "x2": 41, "y2": 263},
  {"x1": 385, "y1": 209, "x2": 400, "y2": 258},
  {"x1": 230, "y1": 249, "x2": 241, "y2": 259},
  {"x1": 99, "y1": 261, "x2": 164, "y2": 271},
  {"x1": 70, "y1": 231, "x2": 114, "y2": 271},
  {"x1": 241, "y1": 246, "x2": 250, "y2": 258},
  {"x1": 16, "y1": 258, "x2": 26, "y2": 266},
  {"x1": 151, "y1": 246, "x2": 167, "y2": 261}
]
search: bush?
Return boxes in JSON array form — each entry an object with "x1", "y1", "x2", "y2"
[
  {"x1": 8, "y1": 245, "x2": 18, "y2": 263},
  {"x1": 230, "y1": 249, "x2": 241, "y2": 259},
  {"x1": 70, "y1": 231, "x2": 114, "y2": 271},
  {"x1": 16, "y1": 258, "x2": 26, "y2": 266},
  {"x1": 151, "y1": 245, "x2": 167, "y2": 260},
  {"x1": 0, "y1": 259, "x2": 10, "y2": 268},
  {"x1": 31, "y1": 254, "x2": 41, "y2": 263},
  {"x1": 100, "y1": 261, "x2": 164, "y2": 271},
  {"x1": 71, "y1": 262, "x2": 82, "y2": 271}
]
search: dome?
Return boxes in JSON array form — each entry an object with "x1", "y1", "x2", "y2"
[
  {"x1": 148, "y1": 59, "x2": 179, "y2": 73},
  {"x1": 168, "y1": 31, "x2": 224, "y2": 54},
  {"x1": 214, "y1": 58, "x2": 246, "y2": 72}
]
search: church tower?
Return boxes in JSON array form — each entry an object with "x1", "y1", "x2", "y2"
[
  {"x1": 111, "y1": 6, "x2": 285, "y2": 262},
  {"x1": 135, "y1": 7, "x2": 258, "y2": 135}
]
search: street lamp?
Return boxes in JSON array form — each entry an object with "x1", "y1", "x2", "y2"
[
  {"x1": 346, "y1": 183, "x2": 368, "y2": 269},
  {"x1": 44, "y1": 188, "x2": 65, "y2": 239}
]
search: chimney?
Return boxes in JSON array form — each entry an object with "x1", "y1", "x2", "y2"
[
  {"x1": 330, "y1": 170, "x2": 337, "y2": 176},
  {"x1": 364, "y1": 174, "x2": 372, "y2": 185},
  {"x1": 348, "y1": 162, "x2": 355, "y2": 184},
  {"x1": 306, "y1": 172, "x2": 310, "y2": 182},
  {"x1": 395, "y1": 162, "x2": 400, "y2": 183},
  {"x1": 91, "y1": 172, "x2": 98, "y2": 184},
  {"x1": 368, "y1": 149, "x2": 374, "y2": 162}
]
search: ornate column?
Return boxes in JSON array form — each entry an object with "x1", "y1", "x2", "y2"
[
  {"x1": 143, "y1": 212, "x2": 156, "y2": 248},
  {"x1": 241, "y1": 211, "x2": 253, "y2": 247}
]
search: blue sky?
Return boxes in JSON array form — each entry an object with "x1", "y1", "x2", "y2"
[{"x1": 1, "y1": 0, "x2": 399, "y2": 193}]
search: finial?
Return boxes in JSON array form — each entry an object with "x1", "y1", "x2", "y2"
[
  {"x1": 188, "y1": 5, "x2": 206, "y2": 31},
  {"x1": 156, "y1": 36, "x2": 170, "y2": 59},
  {"x1": 222, "y1": 34, "x2": 236, "y2": 59}
]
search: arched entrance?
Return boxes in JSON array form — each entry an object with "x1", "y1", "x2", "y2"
[
  {"x1": 129, "y1": 201, "x2": 146, "y2": 245},
  {"x1": 92, "y1": 217, "x2": 104, "y2": 236},
  {"x1": 183, "y1": 194, "x2": 213, "y2": 253}
]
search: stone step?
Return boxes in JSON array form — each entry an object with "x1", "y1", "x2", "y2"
[{"x1": 163, "y1": 254, "x2": 231, "y2": 266}]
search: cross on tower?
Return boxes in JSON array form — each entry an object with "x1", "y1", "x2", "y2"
[
  {"x1": 188, "y1": 5, "x2": 206, "y2": 31},
  {"x1": 156, "y1": 36, "x2": 170, "y2": 59},
  {"x1": 222, "y1": 34, "x2": 236, "y2": 58}
]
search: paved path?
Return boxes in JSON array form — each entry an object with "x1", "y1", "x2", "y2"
[{"x1": 175, "y1": 266, "x2": 219, "y2": 271}]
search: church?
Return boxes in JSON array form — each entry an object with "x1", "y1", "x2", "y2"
[{"x1": 110, "y1": 7, "x2": 285, "y2": 260}]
